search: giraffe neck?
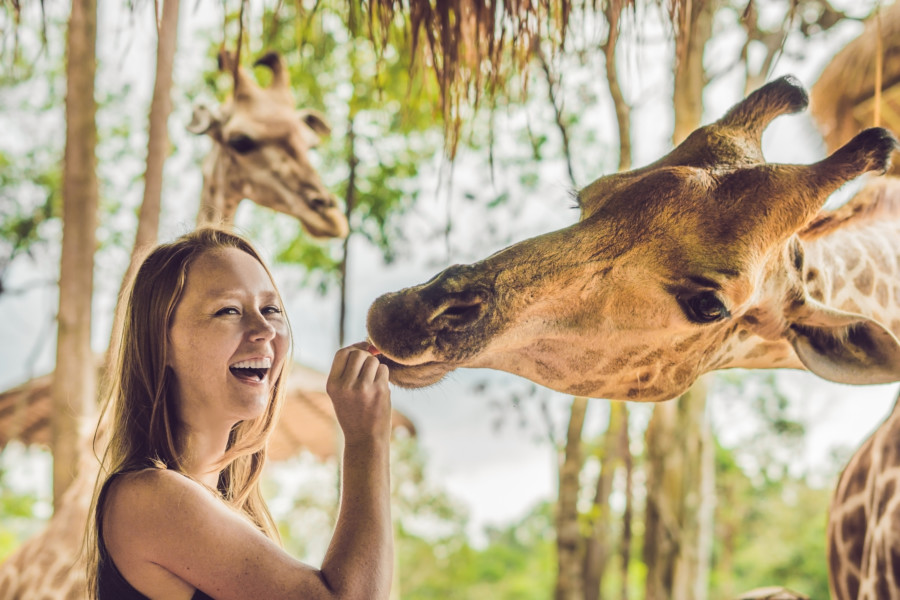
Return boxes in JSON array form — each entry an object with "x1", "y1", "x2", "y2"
[
  {"x1": 827, "y1": 391, "x2": 900, "y2": 600},
  {"x1": 719, "y1": 202, "x2": 900, "y2": 372},
  {"x1": 197, "y1": 145, "x2": 240, "y2": 227},
  {"x1": 800, "y1": 214, "x2": 900, "y2": 338}
]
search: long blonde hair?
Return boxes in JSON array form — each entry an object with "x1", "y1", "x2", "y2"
[{"x1": 86, "y1": 228, "x2": 290, "y2": 596}]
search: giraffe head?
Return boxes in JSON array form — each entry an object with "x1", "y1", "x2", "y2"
[
  {"x1": 188, "y1": 50, "x2": 348, "y2": 238},
  {"x1": 367, "y1": 76, "x2": 900, "y2": 401}
]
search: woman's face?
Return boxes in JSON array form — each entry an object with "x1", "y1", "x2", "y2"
[{"x1": 167, "y1": 247, "x2": 289, "y2": 427}]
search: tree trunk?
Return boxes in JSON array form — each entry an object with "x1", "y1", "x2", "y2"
[
  {"x1": 338, "y1": 119, "x2": 357, "y2": 348},
  {"x1": 583, "y1": 400, "x2": 627, "y2": 600},
  {"x1": 51, "y1": 0, "x2": 99, "y2": 507},
  {"x1": 603, "y1": 0, "x2": 631, "y2": 172},
  {"x1": 107, "y1": 0, "x2": 181, "y2": 368},
  {"x1": 671, "y1": 0, "x2": 715, "y2": 146},
  {"x1": 556, "y1": 396, "x2": 588, "y2": 600},
  {"x1": 619, "y1": 404, "x2": 632, "y2": 600},
  {"x1": 643, "y1": 377, "x2": 714, "y2": 600}
]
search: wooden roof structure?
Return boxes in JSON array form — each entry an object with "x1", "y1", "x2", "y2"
[
  {"x1": 811, "y1": 2, "x2": 900, "y2": 175},
  {"x1": 0, "y1": 360, "x2": 415, "y2": 462}
]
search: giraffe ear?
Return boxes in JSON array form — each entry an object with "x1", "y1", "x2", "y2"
[
  {"x1": 297, "y1": 109, "x2": 331, "y2": 147},
  {"x1": 187, "y1": 103, "x2": 222, "y2": 135},
  {"x1": 785, "y1": 301, "x2": 900, "y2": 384}
]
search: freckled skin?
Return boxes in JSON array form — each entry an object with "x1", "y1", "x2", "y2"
[{"x1": 367, "y1": 77, "x2": 900, "y2": 401}]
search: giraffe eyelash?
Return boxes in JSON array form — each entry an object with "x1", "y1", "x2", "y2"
[{"x1": 568, "y1": 188, "x2": 582, "y2": 210}]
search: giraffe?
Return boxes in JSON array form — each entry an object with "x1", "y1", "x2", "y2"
[
  {"x1": 827, "y1": 387, "x2": 900, "y2": 600},
  {"x1": 187, "y1": 49, "x2": 348, "y2": 237},
  {"x1": 366, "y1": 75, "x2": 900, "y2": 402},
  {"x1": 0, "y1": 49, "x2": 350, "y2": 600}
]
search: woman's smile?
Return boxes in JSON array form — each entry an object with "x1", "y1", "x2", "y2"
[{"x1": 229, "y1": 356, "x2": 273, "y2": 384}]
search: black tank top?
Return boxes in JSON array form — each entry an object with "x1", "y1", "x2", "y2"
[
  {"x1": 97, "y1": 535, "x2": 216, "y2": 600},
  {"x1": 96, "y1": 471, "x2": 216, "y2": 600}
]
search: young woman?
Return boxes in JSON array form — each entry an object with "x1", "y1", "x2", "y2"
[{"x1": 87, "y1": 228, "x2": 392, "y2": 600}]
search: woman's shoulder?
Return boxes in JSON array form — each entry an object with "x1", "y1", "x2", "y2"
[{"x1": 105, "y1": 468, "x2": 216, "y2": 524}]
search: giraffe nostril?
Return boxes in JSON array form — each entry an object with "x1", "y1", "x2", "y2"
[
  {"x1": 309, "y1": 196, "x2": 335, "y2": 210},
  {"x1": 428, "y1": 294, "x2": 486, "y2": 330}
]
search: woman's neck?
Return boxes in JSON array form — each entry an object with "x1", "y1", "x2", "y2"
[{"x1": 176, "y1": 423, "x2": 233, "y2": 488}]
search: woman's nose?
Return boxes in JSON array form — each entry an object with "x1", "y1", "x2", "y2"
[{"x1": 247, "y1": 313, "x2": 277, "y2": 341}]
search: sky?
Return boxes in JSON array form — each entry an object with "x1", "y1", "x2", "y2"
[{"x1": 1, "y1": 0, "x2": 899, "y2": 549}]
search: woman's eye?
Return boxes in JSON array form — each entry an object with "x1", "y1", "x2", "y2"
[
  {"x1": 216, "y1": 307, "x2": 240, "y2": 316},
  {"x1": 227, "y1": 134, "x2": 258, "y2": 154},
  {"x1": 263, "y1": 305, "x2": 283, "y2": 315},
  {"x1": 682, "y1": 292, "x2": 729, "y2": 324}
]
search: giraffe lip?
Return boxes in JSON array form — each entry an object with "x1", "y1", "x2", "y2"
[
  {"x1": 301, "y1": 211, "x2": 349, "y2": 239},
  {"x1": 375, "y1": 355, "x2": 455, "y2": 388}
]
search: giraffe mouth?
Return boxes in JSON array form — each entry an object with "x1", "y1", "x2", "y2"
[
  {"x1": 300, "y1": 206, "x2": 349, "y2": 239},
  {"x1": 373, "y1": 354, "x2": 457, "y2": 388}
]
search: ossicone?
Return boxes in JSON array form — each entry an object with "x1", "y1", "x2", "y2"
[{"x1": 717, "y1": 75, "x2": 809, "y2": 137}]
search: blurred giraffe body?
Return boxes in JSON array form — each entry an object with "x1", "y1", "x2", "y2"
[{"x1": 828, "y1": 389, "x2": 900, "y2": 600}]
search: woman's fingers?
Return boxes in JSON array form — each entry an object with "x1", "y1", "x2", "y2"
[
  {"x1": 360, "y1": 353, "x2": 381, "y2": 383},
  {"x1": 329, "y1": 344, "x2": 385, "y2": 389}
]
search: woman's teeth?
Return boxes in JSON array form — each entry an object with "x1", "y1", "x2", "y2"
[
  {"x1": 230, "y1": 358, "x2": 272, "y2": 382},
  {"x1": 231, "y1": 358, "x2": 272, "y2": 369}
]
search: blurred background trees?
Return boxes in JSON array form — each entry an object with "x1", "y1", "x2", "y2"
[{"x1": 1, "y1": 0, "x2": 897, "y2": 597}]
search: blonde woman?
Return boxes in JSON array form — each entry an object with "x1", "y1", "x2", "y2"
[{"x1": 87, "y1": 228, "x2": 392, "y2": 600}]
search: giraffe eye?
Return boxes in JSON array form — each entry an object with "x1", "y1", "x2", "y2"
[
  {"x1": 681, "y1": 292, "x2": 730, "y2": 324},
  {"x1": 227, "y1": 134, "x2": 258, "y2": 154}
]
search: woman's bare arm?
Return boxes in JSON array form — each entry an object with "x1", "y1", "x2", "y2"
[
  {"x1": 319, "y1": 344, "x2": 393, "y2": 598},
  {"x1": 102, "y1": 344, "x2": 393, "y2": 600}
]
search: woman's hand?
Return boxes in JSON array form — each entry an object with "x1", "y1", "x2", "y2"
[{"x1": 326, "y1": 342, "x2": 392, "y2": 445}]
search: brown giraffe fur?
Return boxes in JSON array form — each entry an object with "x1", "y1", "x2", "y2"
[
  {"x1": 366, "y1": 76, "x2": 900, "y2": 402},
  {"x1": 0, "y1": 50, "x2": 347, "y2": 600},
  {"x1": 828, "y1": 387, "x2": 900, "y2": 600}
]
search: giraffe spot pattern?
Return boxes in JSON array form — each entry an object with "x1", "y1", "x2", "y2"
[
  {"x1": 841, "y1": 299, "x2": 862, "y2": 315},
  {"x1": 892, "y1": 522, "x2": 900, "y2": 587},
  {"x1": 810, "y1": 289, "x2": 825, "y2": 302},
  {"x1": 568, "y1": 380, "x2": 606, "y2": 396},
  {"x1": 829, "y1": 536, "x2": 841, "y2": 589},
  {"x1": 742, "y1": 342, "x2": 782, "y2": 360},
  {"x1": 847, "y1": 529, "x2": 865, "y2": 569},
  {"x1": 842, "y1": 506, "x2": 867, "y2": 556},
  {"x1": 534, "y1": 359, "x2": 564, "y2": 382},
  {"x1": 867, "y1": 239, "x2": 894, "y2": 274},
  {"x1": 875, "y1": 550, "x2": 890, "y2": 599},
  {"x1": 672, "y1": 364, "x2": 694, "y2": 385},
  {"x1": 832, "y1": 275, "x2": 846, "y2": 299},
  {"x1": 600, "y1": 355, "x2": 631, "y2": 376},
  {"x1": 674, "y1": 332, "x2": 703, "y2": 353},
  {"x1": 847, "y1": 573, "x2": 860, "y2": 600},
  {"x1": 876, "y1": 478, "x2": 896, "y2": 522},
  {"x1": 853, "y1": 264, "x2": 875, "y2": 296},
  {"x1": 844, "y1": 251, "x2": 861, "y2": 273},
  {"x1": 876, "y1": 280, "x2": 889, "y2": 308},
  {"x1": 842, "y1": 442, "x2": 873, "y2": 498},
  {"x1": 633, "y1": 348, "x2": 665, "y2": 368}
]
